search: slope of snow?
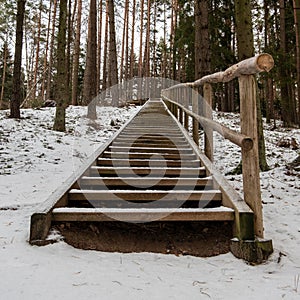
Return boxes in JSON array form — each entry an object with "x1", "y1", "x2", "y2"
[{"x1": 0, "y1": 106, "x2": 300, "y2": 300}]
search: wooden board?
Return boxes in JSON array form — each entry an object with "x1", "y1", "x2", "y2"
[
  {"x1": 89, "y1": 166, "x2": 206, "y2": 177},
  {"x1": 79, "y1": 176, "x2": 212, "y2": 188},
  {"x1": 68, "y1": 189, "x2": 222, "y2": 201},
  {"x1": 52, "y1": 207, "x2": 235, "y2": 222},
  {"x1": 97, "y1": 158, "x2": 200, "y2": 168}
]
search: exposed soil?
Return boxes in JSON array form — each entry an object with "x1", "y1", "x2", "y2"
[{"x1": 54, "y1": 221, "x2": 233, "y2": 257}]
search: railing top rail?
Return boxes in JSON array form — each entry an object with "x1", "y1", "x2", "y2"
[
  {"x1": 164, "y1": 53, "x2": 274, "y2": 91},
  {"x1": 162, "y1": 94, "x2": 253, "y2": 151}
]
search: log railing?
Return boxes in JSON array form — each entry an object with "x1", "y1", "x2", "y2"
[{"x1": 161, "y1": 53, "x2": 274, "y2": 238}]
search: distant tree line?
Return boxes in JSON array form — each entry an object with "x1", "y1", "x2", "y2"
[{"x1": 0, "y1": 0, "x2": 300, "y2": 129}]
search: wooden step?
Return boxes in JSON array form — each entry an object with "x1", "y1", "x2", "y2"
[
  {"x1": 89, "y1": 166, "x2": 206, "y2": 177},
  {"x1": 102, "y1": 151, "x2": 198, "y2": 160},
  {"x1": 111, "y1": 142, "x2": 187, "y2": 148},
  {"x1": 79, "y1": 176, "x2": 212, "y2": 189},
  {"x1": 109, "y1": 146, "x2": 193, "y2": 154},
  {"x1": 114, "y1": 137, "x2": 187, "y2": 143},
  {"x1": 97, "y1": 158, "x2": 201, "y2": 168},
  {"x1": 114, "y1": 139, "x2": 187, "y2": 145},
  {"x1": 121, "y1": 131, "x2": 185, "y2": 137},
  {"x1": 52, "y1": 207, "x2": 235, "y2": 222},
  {"x1": 117, "y1": 133, "x2": 184, "y2": 137},
  {"x1": 125, "y1": 127, "x2": 179, "y2": 131},
  {"x1": 68, "y1": 189, "x2": 221, "y2": 202}
]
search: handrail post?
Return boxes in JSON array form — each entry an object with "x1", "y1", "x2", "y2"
[
  {"x1": 239, "y1": 75, "x2": 264, "y2": 238},
  {"x1": 203, "y1": 83, "x2": 213, "y2": 161},
  {"x1": 178, "y1": 88, "x2": 183, "y2": 124},
  {"x1": 192, "y1": 87, "x2": 199, "y2": 145},
  {"x1": 184, "y1": 87, "x2": 189, "y2": 130},
  {"x1": 174, "y1": 88, "x2": 178, "y2": 119}
]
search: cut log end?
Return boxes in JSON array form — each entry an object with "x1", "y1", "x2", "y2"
[
  {"x1": 241, "y1": 138, "x2": 253, "y2": 151},
  {"x1": 256, "y1": 53, "x2": 275, "y2": 73}
]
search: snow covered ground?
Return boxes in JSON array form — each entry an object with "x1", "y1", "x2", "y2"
[{"x1": 0, "y1": 105, "x2": 299, "y2": 300}]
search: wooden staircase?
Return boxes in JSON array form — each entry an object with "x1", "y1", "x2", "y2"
[{"x1": 30, "y1": 99, "x2": 252, "y2": 246}]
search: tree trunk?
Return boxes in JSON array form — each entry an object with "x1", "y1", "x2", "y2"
[
  {"x1": 31, "y1": 0, "x2": 42, "y2": 103},
  {"x1": 194, "y1": 0, "x2": 211, "y2": 79},
  {"x1": 138, "y1": 0, "x2": 145, "y2": 78},
  {"x1": 279, "y1": 0, "x2": 296, "y2": 127},
  {"x1": 83, "y1": 0, "x2": 97, "y2": 119},
  {"x1": 107, "y1": 0, "x2": 118, "y2": 106},
  {"x1": 235, "y1": 0, "x2": 254, "y2": 60},
  {"x1": 72, "y1": 0, "x2": 82, "y2": 105},
  {"x1": 235, "y1": 0, "x2": 269, "y2": 171},
  {"x1": 53, "y1": 0, "x2": 68, "y2": 131},
  {"x1": 143, "y1": 0, "x2": 151, "y2": 78},
  {"x1": 120, "y1": 0, "x2": 129, "y2": 83},
  {"x1": 293, "y1": 0, "x2": 300, "y2": 125},
  {"x1": 41, "y1": 0, "x2": 52, "y2": 102},
  {"x1": 10, "y1": 0, "x2": 26, "y2": 119},
  {"x1": 0, "y1": 42, "x2": 8, "y2": 109},
  {"x1": 130, "y1": 0, "x2": 136, "y2": 79},
  {"x1": 46, "y1": 0, "x2": 58, "y2": 101},
  {"x1": 66, "y1": 0, "x2": 73, "y2": 104},
  {"x1": 102, "y1": 3, "x2": 109, "y2": 92},
  {"x1": 97, "y1": 0, "x2": 103, "y2": 93},
  {"x1": 171, "y1": 0, "x2": 178, "y2": 80}
]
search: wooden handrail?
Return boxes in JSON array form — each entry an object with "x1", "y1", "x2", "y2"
[
  {"x1": 162, "y1": 95, "x2": 253, "y2": 151},
  {"x1": 165, "y1": 53, "x2": 274, "y2": 91},
  {"x1": 161, "y1": 53, "x2": 275, "y2": 239}
]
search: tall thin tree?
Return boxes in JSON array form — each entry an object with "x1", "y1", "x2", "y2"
[
  {"x1": 130, "y1": 0, "x2": 136, "y2": 79},
  {"x1": 10, "y1": 0, "x2": 26, "y2": 119},
  {"x1": 235, "y1": 0, "x2": 269, "y2": 171},
  {"x1": 46, "y1": 0, "x2": 58, "y2": 101},
  {"x1": 53, "y1": 0, "x2": 68, "y2": 131},
  {"x1": 71, "y1": 0, "x2": 82, "y2": 105},
  {"x1": 194, "y1": 0, "x2": 210, "y2": 80},
  {"x1": 107, "y1": 0, "x2": 118, "y2": 106},
  {"x1": 293, "y1": 0, "x2": 300, "y2": 124},
  {"x1": 83, "y1": 0, "x2": 97, "y2": 119}
]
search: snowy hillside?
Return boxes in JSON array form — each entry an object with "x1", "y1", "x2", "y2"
[{"x1": 0, "y1": 105, "x2": 299, "y2": 300}]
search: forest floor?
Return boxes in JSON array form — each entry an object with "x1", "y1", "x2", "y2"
[{"x1": 0, "y1": 104, "x2": 300, "y2": 299}]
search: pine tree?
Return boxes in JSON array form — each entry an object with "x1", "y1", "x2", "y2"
[
  {"x1": 83, "y1": 0, "x2": 97, "y2": 119},
  {"x1": 10, "y1": 0, "x2": 26, "y2": 119},
  {"x1": 53, "y1": 0, "x2": 68, "y2": 131},
  {"x1": 107, "y1": 0, "x2": 118, "y2": 106},
  {"x1": 235, "y1": 0, "x2": 269, "y2": 171},
  {"x1": 72, "y1": 0, "x2": 82, "y2": 105}
]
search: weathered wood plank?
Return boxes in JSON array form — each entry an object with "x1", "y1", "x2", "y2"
[
  {"x1": 97, "y1": 158, "x2": 201, "y2": 168},
  {"x1": 52, "y1": 207, "x2": 235, "y2": 222},
  {"x1": 239, "y1": 75, "x2": 264, "y2": 238},
  {"x1": 109, "y1": 146, "x2": 193, "y2": 154},
  {"x1": 79, "y1": 176, "x2": 213, "y2": 188},
  {"x1": 102, "y1": 151, "x2": 197, "y2": 160},
  {"x1": 114, "y1": 137, "x2": 186, "y2": 143},
  {"x1": 68, "y1": 189, "x2": 222, "y2": 201},
  {"x1": 203, "y1": 83, "x2": 214, "y2": 161},
  {"x1": 89, "y1": 166, "x2": 206, "y2": 177},
  {"x1": 111, "y1": 142, "x2": 187, "y2": 148}
]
